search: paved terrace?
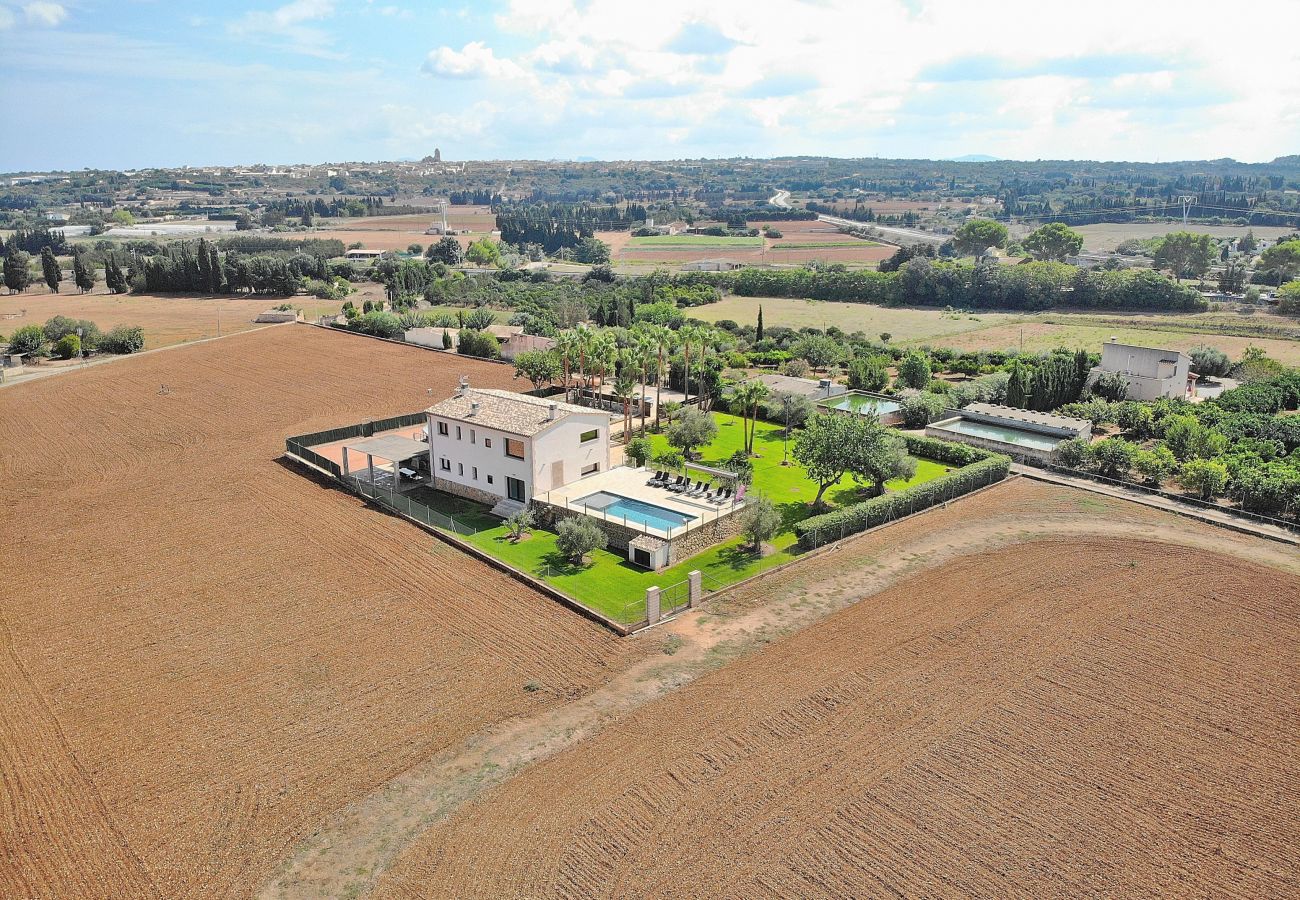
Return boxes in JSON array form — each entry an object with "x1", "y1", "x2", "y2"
[{"x1": 539, "y1": 465, "x2": 743, "y2": 538}]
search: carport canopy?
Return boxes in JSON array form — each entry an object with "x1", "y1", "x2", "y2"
[{"x1": 342, "y1": 434, "x2": 429, "y2": 463}]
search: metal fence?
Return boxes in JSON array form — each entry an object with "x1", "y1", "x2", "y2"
[
  {"x1": 1040, "y1": 463, "x2": 1300, "y2": 534},
  {"x1": 659, "y1": 579, "x2": 692, "y2": 618},
  {"x1": 285, "y1": 439, "x2": 342, "y2": 478},
  {"x1": 285, "y1": 411, "x2": 427, "y2": 454},
  {"x1": 344, "y1": 475, "x2": 480, "y2": 535}
]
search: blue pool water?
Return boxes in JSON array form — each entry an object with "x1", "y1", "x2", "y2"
[{"x1": 574, "y1": 491, "x2": 697, "y2": 532}]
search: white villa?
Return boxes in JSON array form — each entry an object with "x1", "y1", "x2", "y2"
[
  {"x1": 1092, "y1": 338, "x2": 1194, "y2": 401},
  {"x1": 426, "y1": 380, "x2": 610, "y2": 514}
]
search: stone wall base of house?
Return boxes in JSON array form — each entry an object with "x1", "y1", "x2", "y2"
[{"x1": 433, "y1": 477, "x2": 502, "y2": 507}]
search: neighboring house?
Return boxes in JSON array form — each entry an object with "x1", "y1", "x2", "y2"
[
  {"x1": 499, "y1": 332, "x2": 556, "y2": 362},
  {"x1": 1092, "y1": 338, "x2": 1194, "y2": 400},
  {"x1": 405, "y1": 326, "x2": 458, "y2": 349},
  {"x1": 426, "y1": 381, "x2": 610, "y2": 511},
  {"x1": 680, "y1": 258, "x2": 746, "y2": 272},
  {"x1": 344, "y1": 249, "x2": 384, "y2": 262},
  {"x1": 747, "y1": 372, "x2": 846, "y2": 401}
]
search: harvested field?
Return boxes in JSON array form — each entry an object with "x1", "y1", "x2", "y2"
[
  {"x1": 0, "y1": 289, "x2": 344, "y2": 350},
  {"x1": 689, "y1": 295, "x2": 1021, "y2": 340},
  {"x1": 311, "y1": 210, "x2": 497, "y2": 252},
  {"x1": 378, "y1": 536, "x2": 1300, "y2": 899},
  {"x1": 0, "y1": 325, "x2": 643, "y2": 898},
  {"x1": 1073, "y1": 222, "x2": 1296, "y2": 253}
]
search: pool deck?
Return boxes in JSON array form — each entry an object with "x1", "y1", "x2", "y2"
[{"x1": 539, "y1": 465, "x2": 743, "y2": 537}]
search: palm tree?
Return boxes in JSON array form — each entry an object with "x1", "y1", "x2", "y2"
[
  {"x1": 572, "y1": 323, "x2": 595, "y2": 404},
  {"x1": 731, "y1": 379, "x2": 770, "y2": 455},
  {"x1": 555, "y1": 329, "x2": 579, "y2": 404},
  {"x1": 678, "y1": 324, "x2": 701, "y2": 405},
  {"x1": 648, "y1": 324, "x2": 675, "y2": 431},
  {"x1": 632, "y1": 330, "x2": 656, "y2": 435},
  {"x1": 613, "y1": 354, "x2": 638, "y2": 444},
  {"x1": 588, "y1": 330, "x2": 617, "y2": 406}
]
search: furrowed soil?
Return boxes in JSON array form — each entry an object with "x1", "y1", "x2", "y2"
[
  {"x1": 0, "y1": 325, "x2": 644, "y2": 899},
  {"x1": 377, "y1": 530, "x2": 1300, "y2": 898}
]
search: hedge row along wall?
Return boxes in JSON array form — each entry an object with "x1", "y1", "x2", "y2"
[{"x1": 794, "y1": 436, "x2": 1011, "y2": 550}]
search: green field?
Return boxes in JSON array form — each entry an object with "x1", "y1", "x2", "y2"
[
  {"x1": 628, "y1": 234, "x2": 765, "y2": 248},
  {"x1": 410, "y1": 412, "x2": 947, "y2": 624}
]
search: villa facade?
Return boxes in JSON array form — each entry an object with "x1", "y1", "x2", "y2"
[
  {"x1": 425, "y1": 381, "x2": 610, "y2": 510},
  {"x1": 1092, "y1": 339, "x2": 1194, "y2": 401}
]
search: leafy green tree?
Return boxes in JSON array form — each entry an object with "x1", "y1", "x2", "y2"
[
  {"x1": 899, "y1": 392, "x2": 948, "y2": 428},
  {"x1": 793, "y1": 411, "x2": 894, "y2": 509},
  {"x1": 574, "y1": 237, "x2": 611, "y2": 265},
  {"x1": 626, "y1": 436, "x2": 653, "y2": 468},
  {"x1": 1189, "y1": 345, "x2": 1231, "y2": 377},
  {"x1": 666, "y1": 406, "x2": 717, "y2": 459},
  {"x1": 104, "y1": 254, "x2": 128, "y2": 294},
  {"x1": 555, "y1": 516, "x2": 607, "y2": 564},
  {"x1": 1022, "y1": 223, "x2": 1083, "y2": 262},
  {"x1": 72, "y1": 250, "x2": 96, "y2": 293},
  {"x1": 847, "y1": 355, "x2": 889, "y2": 391},
  {"x1": 740, "y1": 494, "x2": 781, "y2": 553},
  {"x1": 1178, "y1": 458, "x2": 1228, "y2": 499},
  {"x1": 5, "y1": 323, "x2": 47, "y2": 356},
  {"x1": 1153, "y1": 232, "x2": 1215, "y2": 281},
  {"x1": 425, "y1": 236, "x2": 463, "y2": 265},
  {"x1": 1163, "y1": 415, "x2": 1227, "y2": 460},
  {"x1": 3, "y1": 247, "x2": 34, "y2": 293},
  {"x1": 895, "y1": 351, "x2": 932, "y2": 389},
  {"x1": 99, "y1": 325, "x2": 145, "y2": 353},
  {"x1": 858, "y1": 432, "x2": 916, "y2": 497},
  {"x1": 462, "y1": 307, "x2": 496, "y2": 330},
  {"x1": 40, "y1": 247, "x2": 62, "y2": 293},
  {"x1": 504, "y1": 507, "x2": 535, "y2": 543},
  {"x1": 53, "y1": 333, "x2": 81, "y2": 359},
  {"x1": 1133, "y1": 446, "x2": 1177, "y2": 486},
  {"x1": 1258, "y1": 240, "x2": 1300, "y2": 284},
  {"x1": 1055, "y1": 437, "x2": 1091, "y2": 469},
  {"x1": 1089, "y1": 438, "x2": 1137, "y2": 479},
  {"x1": 953, "y1": 218, "x2": 1008, "y2": 257},
  {"x1": 790, "y1": 333, "x2": 841, "y2": 372},
  {"x1": 457, "y1": 329, "x2": 500, "y2": 359},
  {"x1": 1277, "y1": 280, "x2": 1300, "y2": 315},
  {"x1": 513, "y1": 349, "x2": 561, "y2": 391},
  {"x1": 465, "y1": 237, "x2": 502, "y2": 267},
  {"x1": 1237, "y1": 230, "x2": 1257, "y2": 254},
  {"x1": 1217, "y1": 261, "x2": 1247, "y2": 294}
]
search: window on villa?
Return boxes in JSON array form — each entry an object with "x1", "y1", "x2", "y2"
[
  {"x1": 437, "y1": 421, "x2": 449, "y2": 436},
  {"x1": 456, "y1": 426, "x2": 462, "y2": 440},
  {"x1": 470, "y1": 429, "x2": 476, "y2": 444},
  {"x1": 580, "y1": 429, "x2": 599, "y2": 443},
  {"x1": 472, "y1": 466, "x2": 478, "y2": 480},
  {"x1": 487, "y1": 475, "x2": 494, "y2": 484},
  {"x1": 484, "y1": 438, "x2": 492, "y2": 448},
  {"x1": 581, "y1": 462, "x2": 599, "y2": 476},
  {"x1": 505, "y1": 438, "x2": 525, "y2": 460},
  {"x1": 439, "y1": 457, "x2": 450, "y2": 471},
  {"x1": 458, "y1": 463, "x2": 464, "y2": 476}
]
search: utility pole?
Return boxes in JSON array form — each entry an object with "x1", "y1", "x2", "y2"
[{"x1": 1179, "y1": 195, "x2": 1196, "y2": 228}]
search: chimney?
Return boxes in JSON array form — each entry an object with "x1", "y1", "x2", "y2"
[
  {"x1": 456, "y1": 375, "x2": 470, "y2": 396},
  {"x1": 469, "y1": 401, "x2": 480, "y2": 417},
  {"x1": 547, "y1": 402, "x2": 558, "y2": 421}
]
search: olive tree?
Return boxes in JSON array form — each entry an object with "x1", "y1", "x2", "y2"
[{"x1": 555, "y1": 516, "x2": 607, "y2": 564}]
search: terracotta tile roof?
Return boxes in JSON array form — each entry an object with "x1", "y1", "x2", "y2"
[{"x1": 427, "y1": 388, "x2": 604, "y2": 437}]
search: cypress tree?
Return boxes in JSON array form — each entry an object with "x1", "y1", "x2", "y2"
[
  {"x1": 41, "y1": 247, "x2": 62, "y2": 293},
  {"x1": 72, "y1": 250, "x2": 95, "y2": 293},
  {"x1": 756, "y1": 305, "x2": 764, "y2": 341}
]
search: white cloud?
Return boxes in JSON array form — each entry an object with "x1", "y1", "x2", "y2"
[
  {"x1": 228, "y1": 0, "x2": 340, "y2": 57},
  {"x1": 422, "y1": 41, "x2": 530, "y2": 81},
  {"x1": 0, "y1": 7, "x2": 16, "y2": 30},
  {"x1": 23, "y1": 2, "x2": 66, "y2": 27}
]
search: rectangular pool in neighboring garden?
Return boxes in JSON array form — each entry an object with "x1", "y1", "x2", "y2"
[
  {"x1": 573, "y1": 491, "x2": 698, "y2": 532},
  {"x1": 930, "y1": 418, "x2": 1064, "y2": 452},
  {"x1": 823, "y1": 392, "x2": 902, "y2": 416}
]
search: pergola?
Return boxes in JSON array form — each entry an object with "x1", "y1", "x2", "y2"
[{"x1": 341, "y1": 434, "x2": 430, "y2": 484}]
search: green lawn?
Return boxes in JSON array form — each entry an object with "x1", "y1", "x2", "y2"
[
  {"x1": 402, "y1": 412, "x2": 949, "y2": 625},
  {"x1": 628, "y1": 234, "x2": 764, "y2": 248}
]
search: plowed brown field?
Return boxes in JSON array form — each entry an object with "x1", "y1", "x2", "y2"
[
  {"x1": 0, "y1": 325, "x2": 643, "y2": 898},
  {"x1": 378, "y1": 538, "x2": 1300, "y2": 899}
]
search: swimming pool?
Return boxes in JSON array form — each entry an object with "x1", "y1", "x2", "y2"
[
  {"x1": 931, "y1": 418, "x2": 1064, "y2": 451},
  {"x1": 573, "y1": 491, "x2": 697, "y2": 532},
  {"x1": 824, "y1": 393, "x2": 902, "y2": 416}
]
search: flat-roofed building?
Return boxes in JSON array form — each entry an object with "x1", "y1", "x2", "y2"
[{"x1": 1092, "y1": 338, "x2": 1194, "y2": 401}]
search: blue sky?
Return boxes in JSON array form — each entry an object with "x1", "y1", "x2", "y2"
[{"x1": 2, "y1": 0, "x2": 1297, "y2": 171}]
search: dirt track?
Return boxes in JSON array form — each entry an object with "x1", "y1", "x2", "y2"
[
  {"x1": 0, "y1": 326, "x2": 643, "y2": 898},
  {"x1": 377, "y1": 537, "x2": 1300, "y2": 899}
]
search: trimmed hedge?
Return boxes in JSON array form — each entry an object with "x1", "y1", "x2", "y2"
[{"x1": 794, "y1": 442, "x2": 1011, "y2": 550}]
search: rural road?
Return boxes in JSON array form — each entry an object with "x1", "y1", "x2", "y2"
[
  {"x1": 768, "y1": 189, "x2": 791, "y2": 209},
  {"x1": 815, "y1": 211, "x2": 947, "y2": 246}
]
